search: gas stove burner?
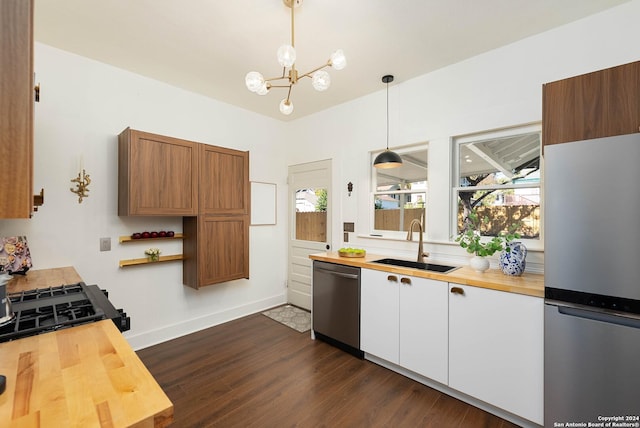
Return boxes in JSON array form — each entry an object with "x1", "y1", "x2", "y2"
[
  {"x1": 0, "y1": 312, "x2": 15, "y2": 327},
  {"x1": 0, "y1": 282, "x2": 130, "y2": 343},
  {"x1": 39, "y1": 313, "x2": 70, "y2": 327}
]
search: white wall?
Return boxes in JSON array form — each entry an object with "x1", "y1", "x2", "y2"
[
  {"x1": 286, "y1": 0, "x2": 640, "y2": 272},
  {"x1": 0, "y1": 43, "x2": 290, "y2": 349},
  {"x1": 1, "y1": 1, "x2": 638, "y2": 349}
]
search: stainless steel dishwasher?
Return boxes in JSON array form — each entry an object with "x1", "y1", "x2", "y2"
[{"x1": 312, "y1": 261, "x2": 362, "y2": 358}]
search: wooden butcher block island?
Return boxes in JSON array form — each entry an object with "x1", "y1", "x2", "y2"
[{"x1": 0, "y1": 267, "x2": 173, "y2": 427}]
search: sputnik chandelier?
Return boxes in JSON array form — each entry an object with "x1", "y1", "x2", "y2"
[{"x1": 245, "y1": 0, "x2": 347, "y2": 115}]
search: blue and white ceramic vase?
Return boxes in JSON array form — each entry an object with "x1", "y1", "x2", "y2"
[{"x1": 499, "y1": 242, "x2": 527, "y2": 276}]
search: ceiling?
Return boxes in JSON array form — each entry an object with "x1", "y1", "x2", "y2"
[{"x1": 34, "y1": 0, "x2": 629, "y2": 121}]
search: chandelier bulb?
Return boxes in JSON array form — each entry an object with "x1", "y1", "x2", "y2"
[
  {"x1": 245, "y1": 71, "x2": 265, "y2": 93},
  {"x1": 279, "y1": 98, "x2": 294, "y2": 115},
  {"x1": 277, "y1": 45, "x2": 296, "y2": 68},
  {"x1": 256, "y1": 82, "x2": 270, "y2": 96},
  {"x1": 330, "y1": 49, "x2": 347, "y2": 70},
  {"x1": 312, "y1": 70, "x2": 331, "y2": 91}
]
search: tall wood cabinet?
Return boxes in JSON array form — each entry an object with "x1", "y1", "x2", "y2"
[
  {"x1": 118, "y1": 127, "x2": 250, "y2": 289},
  {"x1": 0, "y1": 0, "x2": 35, "y2": 218},
  {"x1": 543, "y1": 60, "x2": 640, "y2": 146},
  {"x1": 118, "y1": 128, "x2": 199, "y2": 216},
  {"x1": 183, "y1": 143, "x2": 250, "y2": 289}
]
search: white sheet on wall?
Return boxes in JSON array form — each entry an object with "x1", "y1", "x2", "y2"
[{"x1": 251, "y1": 182, "x2": 276, "y2": 225}]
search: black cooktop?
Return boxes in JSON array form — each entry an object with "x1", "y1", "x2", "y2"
[{"x1": 0, "y1": 282, "x2": 114, "y2": 343}]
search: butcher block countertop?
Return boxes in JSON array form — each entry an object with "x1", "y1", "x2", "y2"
[
  {"x1": 6, "y1": 266, "x2": 83, "y2": 293},
  {"x1": 1, "y1": 267, "x2": 174, "y2": 428},
  {"x1": 310, "y1": 252, "x2": 544, "y2": 298}
]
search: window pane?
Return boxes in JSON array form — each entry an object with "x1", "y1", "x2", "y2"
[
  {"x1": 457, "y1": 188, "x2": 540, "y2": 239},
  {"x1": 458, "y1": 133, "x2": 540, "y2": 187},
  {"x1": 372, "y1": 146, "x2": 428, "y2": 232},
  {"x1": 295, "y1": 188, "x2": 326, "y2": 242},
  {"x1": 374, "y1": 192, "x2": 425, "y2": 231},
  {"x1": 455, "y1": 127, "x2": 541, "y2": 240}
]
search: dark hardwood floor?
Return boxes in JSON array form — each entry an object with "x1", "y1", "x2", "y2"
[{"x1": 136, "y1": 312, "x2": 520, "y2": 428}]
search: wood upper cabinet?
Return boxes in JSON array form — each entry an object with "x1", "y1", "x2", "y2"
[
  {"x1": 199, "y1": 144, "x2": 249, "y2": 215},
  {"x1": 118, "y1": 128, "x2": 199, "y2": 216},
  {"x1": 0, "y1": 0, "x2": 35, "y2": 218},
  {"x1": 117, "y1": 128, "x2": 250, "y2": 288},
  {"x1": 543, "y1": 60, "x2": 640, "y2": 146}
]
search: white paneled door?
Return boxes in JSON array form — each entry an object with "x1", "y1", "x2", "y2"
[{"x1": 288, "y1": 159, "x2": 332, "y2": 310}]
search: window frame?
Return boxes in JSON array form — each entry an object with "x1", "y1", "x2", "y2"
[{"x1": 451, "y1": 123, "x2": 543, "y2": 246}]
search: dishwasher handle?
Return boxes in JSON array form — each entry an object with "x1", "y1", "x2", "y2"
[
  {"x1": 551, "y1": 301, "x2": 640, "y2": 329},
  {"x1": 314, "y1": 267, "x2": 360, "y2": 280}
]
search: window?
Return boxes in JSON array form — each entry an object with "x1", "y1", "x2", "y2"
[
  {"x1": 295, "y1": 188, "x2": 327, "y2": 242},
  {"x1": 371, "y1": 145, "x2": 428, "y2": 233},
  {"x1": 453, "y1": 125, "x2": 541, "y2": 239}
]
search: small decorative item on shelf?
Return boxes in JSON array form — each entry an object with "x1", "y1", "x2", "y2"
[
  {"x1": 131, "y1": 231, "x2": 175, "y2": 240},
  {"x1": 144, "y1": 248, "x2": 161, "y2": 262}
]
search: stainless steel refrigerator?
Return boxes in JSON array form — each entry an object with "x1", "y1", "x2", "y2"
[{"x1": 544, "y1": 133, "x2": 640, "y2": 426}]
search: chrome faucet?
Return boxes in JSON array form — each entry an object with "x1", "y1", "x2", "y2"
[{"x1": 406, "y1": 219, "x2": 429, "y2": 262}]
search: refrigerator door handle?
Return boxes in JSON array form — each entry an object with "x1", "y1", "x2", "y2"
[{"x1": 552, "y1": 302, "x2": 640, "y2": 329}]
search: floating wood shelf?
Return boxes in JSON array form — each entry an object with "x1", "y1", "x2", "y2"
[
  {"x1": 119, "y1": 254, "x2": 184, "y2": 268},
  {"x1": 119, "y1": 233, "x2": 184, "y2": 243}
]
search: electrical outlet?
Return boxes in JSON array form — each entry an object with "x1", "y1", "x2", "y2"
[{"x1": 99, "y1": 237, "x2": 111, "y2": 252}]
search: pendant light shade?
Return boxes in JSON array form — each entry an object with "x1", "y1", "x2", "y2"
[
  {"x1": 374, "y1": 75, "x2": 402, "y2": 169},
  {"x1": 374, "y1": 149, "x2": 403, "y2": 168}
]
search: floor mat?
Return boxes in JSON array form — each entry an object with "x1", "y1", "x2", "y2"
[{"x1": 262, "y1": 304, "x2": 311, "y2": 333}]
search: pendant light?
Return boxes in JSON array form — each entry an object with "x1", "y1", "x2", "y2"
[{"x1": 374, "y1": 75, "x2": 403, "y2": 169}]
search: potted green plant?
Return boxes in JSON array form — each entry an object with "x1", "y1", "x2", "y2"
[{"x1": 455, "y1": 210, "x2": 520, "y2": 272}]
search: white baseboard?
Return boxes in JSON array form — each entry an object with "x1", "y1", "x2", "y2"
[{"x1": 125, "y1": 294, "x2": 286, "y2": 351}]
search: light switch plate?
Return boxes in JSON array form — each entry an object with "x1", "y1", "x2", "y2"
[
  {"x1": 343, "y1": 222, "x2": 355, "y2": 232},
  {"x1": 99, "y1": 237, "x2": 111, "y2": 252}
]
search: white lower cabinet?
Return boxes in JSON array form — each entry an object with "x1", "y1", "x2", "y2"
[
  {"x1": 448, "y1": 283, "x2": 543, "y2": 425},
  {"x1": 361, "y1": 268, "x2": 448, "y2": 384}
]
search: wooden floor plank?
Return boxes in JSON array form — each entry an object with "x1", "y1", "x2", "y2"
[{"x1": 137, "y1": 313, "x2": 519, "y2": 427}]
